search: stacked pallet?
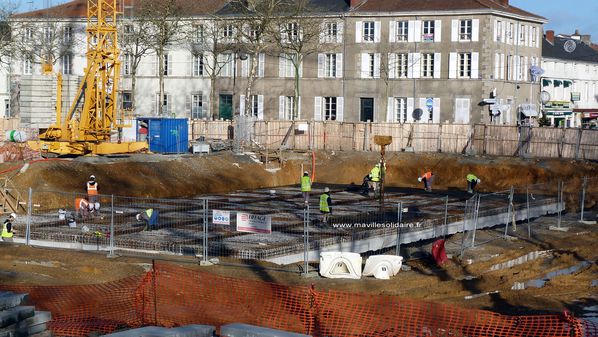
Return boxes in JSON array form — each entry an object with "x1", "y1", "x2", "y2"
[{"x1": 0, "y1": 291, "x2": 52, "y2": 337}]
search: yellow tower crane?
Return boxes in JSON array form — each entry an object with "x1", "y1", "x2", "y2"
[{"x1": 28, "y1": 0, "x2": 148, "y2": 155}]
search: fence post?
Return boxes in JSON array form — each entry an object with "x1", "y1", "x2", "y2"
[
  {"x1": 557, "y1": 180, "x2": 563, "y2": 228},
  {"x1": 526, "y1": 185, "x2": 531, "y2": 239},
  {"x1": 443, "y1": 195, "x2": 449, "y2": 237},
  {"x1": 459, "y1": 198, "x2": 469, "y2": 258},
  {"x1": 580, "y1": 177, "x2": 587, "y2": 222},
  {"x1": 575, "y1": 128, "x2": 583, "y2": 160},
  {"x1": 25, "y1": 187, "x2": 32, "y2": 245},
  {"x1": 302, "y1": 204, "x2": 310, "y2": 276},
  {"x1": 504, "y1": 186, "x2": 514, "y2": 238},
  {"x1": 202, "y1": 199, "x2": 208, "y2": 264},
  {"x1": 108, "y1": 194, "x2": 115, "y2": 257},
  {"x1": 395, "y1": 201, "x2": 402, "y2": 256}
]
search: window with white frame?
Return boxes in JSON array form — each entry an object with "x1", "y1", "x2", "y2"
[
  {"x1": 459, "y1": 19, "x2": 472, "y2": 41},
  {"x1": 191, "y1": 94, "x2": 203, "y2": 119},
  {"x1": 61, "y1": 54, "x2": 72, "y2": 75},
  {"x1": 156, "y1": 93, "x2": 170, "y2": 114},
  {"x1": 458, "y1": 52, "x2": 472, "y2": 78},
  {"x1": 249, "y1": 95, "x2": 259, "y2": 117},
  {"x1": 122, "y1": 91, "x2": 132, "y2": 110},
  {"x1": 324, "y1": 22, "x2": 339, "y2": 43},
  {"x1": 123, "y1": 53, "x2": 131, "y2": 75},
  {"x1": 324, "y1": 97, "x2": 337, "y2": 120},
  {"x1": 193, "y1": 24, "x2": 204, "y2": 44},
  {"x1": 496, "y1": 20, "x2": 503, "y2": 42},
  {"x1": 519, "y1": 55, "x2": 525, "y2": 80},
  {"x1": 63, "y1": 26, "x2": 73, "y2": 43},
  {"x1": 421, "y1": 53, "x2": 434, "y2": 78},
  {"x1": 396, "y1": 21, "x2": 408, "y2": 41},
  {"x1": 422, "y1": 20, "x2": 435, "y2": 41},
  {"x1": 193, "y1": 54, "x2": 204, "y2": 76},
  {"x1": 284, "y1": 96, "x2": 297, "y2": 120},
  {"x1": 162, "y1": 54, "x2": 170, "y2": 76},
  {"x1": 218, "y1": 53, "x2": 234, "y2": 77},
  {"x1": 24, "y1": 27, "x2": 32, "y2": 41},
  {"x1": 394, "y1": 97, "x2": 407, "y2": 122},
  {"x1": 280, "y1": 53, "x2": 300, "y2": 77},
  {"x1": 222, "y1": 24, "x2": 234, "y2": 42},
  {"x1": 4, "y1": 99, "x2": 10, "y2": 117},
  {"x1": 23, "y1": 57, "x2": 32, "y2": 75},
  {"x1": 532, "y1": 26, "x2": 537, "y2": 46},
  {"x1": 324, "y1": 53, "x2": 337, "y2": 77},
  {"x1": 284, "y1": 22, "x2": 300, "y2": 42},
  {"x1": 124, "y1": 24, "x2": 133, "y2": 34},
  {"x1": 363, "y1": 21, "x2": 375, "y2": 42},
  {"x1": 396, "y1": 53, "x2": 408, "y2": 78},
  {"x1": 519, "y1": 24, "x2": 525, "y2": 44},
  {"x1": 44, "y1": 27, "x2": 52, "y2": 42},
  {"x1": 367, "y1": 53, "x2": 375, "y2": 77}
]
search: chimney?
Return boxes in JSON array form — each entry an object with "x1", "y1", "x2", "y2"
[
  {"x1": 546, "y1": 30, "x2": 554, "y2": 44},
  {"x1": 499, "y1": 0, "x2": 509, "y2": 6},
  {"x1": 581, "y1": 34, "x2": 592, "y2": 44}
]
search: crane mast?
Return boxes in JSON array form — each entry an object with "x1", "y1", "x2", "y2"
[{"x1": 29, "y1": 0, "x2": 147, "y2": 155}]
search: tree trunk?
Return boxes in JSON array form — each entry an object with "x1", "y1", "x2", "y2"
[
  {"x1": 210, "y1": 75, "x2": 217, "y2": 120},
  {"x1": 293, "y1": 57, "x2": 301, "y2": 120}
]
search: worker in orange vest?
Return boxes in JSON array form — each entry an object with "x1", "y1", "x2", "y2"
[
  {"x1": 87, "y1": 175, "x2": 99, "y2": 203},
  {"x1": 74, "y1": 197, "x2": 95, "y2": 219},
  {"x1": 418, "y1": 170, "x2": 433, "y2": 192}
]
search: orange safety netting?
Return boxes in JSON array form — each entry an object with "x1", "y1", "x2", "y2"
[{"x1": 1, "y1": 261, "x2": 596, "y2": 337}]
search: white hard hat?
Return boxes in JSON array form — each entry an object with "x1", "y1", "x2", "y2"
[
  {"x1": 136, "y1": 213, "x2": 141, "y2": 221},
  {"x1": 477, "y1": 179, "x2": 481, "y2": 183},
  {"x1": 418, "y1": 177, "x2": 422, "y2": 182},
  {"x1": 324, "y1": 187, "x2": 330, "y2": 193},
  {"x1": 9, "y1": 213, "x2": 16, "y2": 220},
  {"x1": 94, "y1": 202, "x2": 100, "y2": 211},
  {"x1": 304, "y1": 171, "x2": 309, "y2": 175},
  {"x1": 90, "y1": 175, "x2": 96, "y2": 180}
]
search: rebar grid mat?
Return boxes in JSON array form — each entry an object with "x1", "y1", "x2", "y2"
[{"x1": 0, "y1": 261, "x2": 595, "y2": 337}]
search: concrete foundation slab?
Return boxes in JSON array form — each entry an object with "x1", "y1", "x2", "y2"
[{"x1": 220, "y1": 323, "x2": 311, "y2": 337}]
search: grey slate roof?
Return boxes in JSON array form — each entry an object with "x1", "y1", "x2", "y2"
[{"x1": 542, "y1": 36, "x2": 598, "y2": 63}]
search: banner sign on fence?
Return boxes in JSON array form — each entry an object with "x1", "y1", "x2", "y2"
[
  {"x1": 236, "y1": 212, "x2": 272, "y2": 233},
  {"x1": 213, "y1": 210, "x2": 231, "y2": 225}
]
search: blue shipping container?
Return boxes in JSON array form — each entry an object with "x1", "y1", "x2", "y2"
[{"x1": 137, "y1": 118, "x2": 188, "y2": 154}]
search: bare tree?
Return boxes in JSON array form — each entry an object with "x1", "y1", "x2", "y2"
[
  {"x1": 120, "y1": 9, "x2": 153, "y2": 113},
  {"x1": 0, "y1": 1, "x2": 18, "y2": 68},
  {"x1": 138, "y1": 0, "x2": 184, "y2": 116},
  {"x1": 225, "y1": 0, "x2": 281, "y2": 117},
  {"x1": 270, "y1": 0, "x2": 330, "y2": 120}
]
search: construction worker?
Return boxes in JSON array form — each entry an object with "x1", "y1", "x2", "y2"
[
  {"x1": 418, "y1": 170, "x2": 433, "y2": 192},
  {"x1": 136, "y1": 208, "x2": 159, "y2": 231},
  {"x1": 300, "y1": 171, "x2": 312, "y2": 205},
  {"x1": 319, "y1": 187, "x2": 332, "y2": 224},
  {"x1": 1, "y1": 213, "x2": 16, "y2": 242},
  {"x1": 87, "y1": 175, "x2": 99, "y2": 203},
  {"x1": 368, "y1": 163, "x2": 381, "y2": 198},
  {"x1": 74, "y1": 197, "x2": 94, "y2": 219},
  {"x1": 466, "y1": 173, "x2": 481, "y2": 194}
]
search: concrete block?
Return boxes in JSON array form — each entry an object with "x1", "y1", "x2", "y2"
[
  {"x1": 0, "y1": 306, "x2": 35, "y2": 328},
  {"x1": 549, "y1": 226, "x2": 569, "y2": 232},
  {"x1": 17, "y1": 311, "x2": 52, "y2": 327},
  {"x1": 169, "y1": 324, "x2": 215, "y2": 337},
  {"x1": 100, "y1": 324, "x2": 215, "y2": 337},
  {"x1": 100, "y1": 326, "x2": 171, "y2": 337},
  {"x1": 220, "y1": 323, "x2": 311, "y2": 337},
  {"x1": 0, "y1": 292, "x2": 29, "y2": 310}
]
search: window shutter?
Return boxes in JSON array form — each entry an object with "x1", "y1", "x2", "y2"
[
  {"x1": 319, "y1": 22, "x2": 326, "y2": 43},
  {"x1": 388, "y1": 53, "x2": 396, "y2": 79},
  {"x1": 406, "y1": 97, "x2": 414, "y2": 123},
  {"x1": 279, "y1": 96, "x2": 285, "y2": 120},
  {"x1": 433, "y1": 52, "x2": 441, "y2": 78},
  {"x1": 413, "y1": 20, "x2": 421, "y2": 42},
  {"x1": 387, "y1": 97, "x2": 394, "y2": 122},
  {"x1": 187, "y1": 54, "x2": 192, "y2": 76},
  {"x1": 374, "y1": 21, "x2": 381, "y2": 43},
  {"x1": 257, "y1": 95, "x2": 264, "y2": 120},
  {"x1": 451, "y1": 20, "x2": 458, "y2": 42},
  {"x1": 360, "y1": 53, "x2": 368, "y2": 78},
  {"x1": 412, "y1": 53, "x2": 421, "y2": 79},
  {"x1": 374, "y1": 53, "x2": 381, "y2": 78},
  {"x1": 185, "y1": 95, "x2": 191, "y2": 114},
  {"x1": 408, "y1": 20, "x2": 415, "y2": 42},
  {"x1": 355, "y1": 21, "x2": 362, "y2": 43},
  {"x1": 279, "y1": 54, "x2": 285, "y2": 77},
  {"x1": 493, "y1": 19, "x2": 498, "y2": 42},
  {"x1": 337, "y1": 21, "x2": 344, "y2": 43},
  {"x1": 514, "y1": 24, "x2": 519, "y2": 46},
  {"x1": 317, "y1": 54, "x2": 325, "y2": 78},
  {"x1": 500, "y1": 53, "x2": 505, "y2": 79},
  {"x1": 472, "y1": 19, "x2": 479, "y2": 42},
  {"x1": 407, "y1": 53, "x2": 414, "y2": 78},
  {"x1": 494, "y1": 53, "x2": 500, "y2": 79},
  {"x1": 449, "y1": 52, "x2": 457, "y2": 79},
  {"x1": 419, "y1": 98, "x2": 427, "y2": 122},
  {"x1": 536, "y1": 26, "x2": 540, "y2": 48},
  {"x1": 258, "y1": 53, "x2": 265, "y2": 77},
  {"x1": 336, "y1": 53, "x2": 343, "y2": 78},
  {"x1": 314, "y1": 96, "x2": 322, "y2": 121},
  {"x1": 503, "y1": 21, "x2": 508, "y2": 44},
  {"x1": 389, "y1": 21, "x2": 396, "y2": 42},
  {"x1": 433, "y1": 98, "x2": 440, "y2": 123},
  {"x1": 240, "y1": 95, "x2": 246, "y2": 116},
  {"x1": 337, "y1": 97, "x2": 344, "y2": 121},
  {"x1": 515, "y1": 55, "x2": 520, "y2": 80},
  {"x1": 523, "y1": 56, "x2": 528, "y2": 81},
  {"x1": 471, "y1": 52, "x2": 479, "y2": 79},
  {"x1": 202, "y1": 97, "x2": 208, "y2": 118},
  {"x1": 241, "y1": 58, "x2": 248, "y2": 77},
  {"x1": 527, "y1": 25, "x2": 532, "y2": 47},
  {"x1": 434, "y1": 20, "x2": 442, "y2": 42}
]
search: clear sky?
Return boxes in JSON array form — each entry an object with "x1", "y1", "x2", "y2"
[{"x1": 15, "y1": 0, "x2": 598, "y2": 41}]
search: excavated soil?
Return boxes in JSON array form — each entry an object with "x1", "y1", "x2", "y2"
[{"x1": 0, "y1": 150, "x2": 597, "y2": 317}]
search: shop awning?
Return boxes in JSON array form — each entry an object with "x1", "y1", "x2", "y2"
[
  {"x1": 542, "y1": 79, "x2": 552, "y2": 87},
  {"x1": 519, "y1": 104, "x2": 538, "y2": 117},
  {"x1": 544, "y1": 111, "x2": 573, "y2": 117},
  {"x1": 553, "y1": 79, "x2": 563, "y2": 87},
  {"x1": 563, "y1": 80, "x2": 573, "y2": 88}
]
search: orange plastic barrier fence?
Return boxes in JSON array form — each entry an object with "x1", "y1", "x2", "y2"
[{"x1": 1, "y1": 261, "x2": 596, "y2": 337}]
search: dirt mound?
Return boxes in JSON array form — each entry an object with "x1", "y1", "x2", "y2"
[{"x1": 1, "y1": 150, "x2": 596, "y2": 208}]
